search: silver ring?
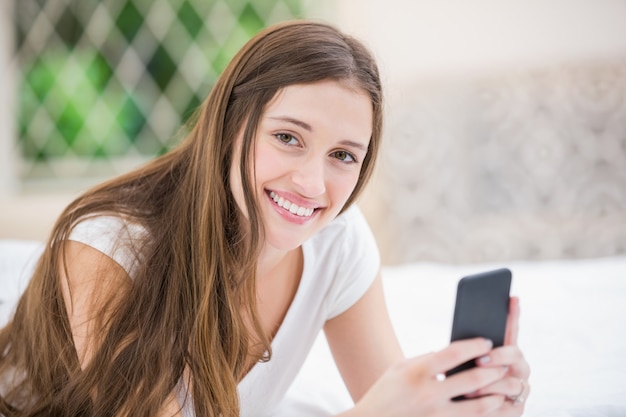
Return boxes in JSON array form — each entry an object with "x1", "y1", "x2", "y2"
[{"x1": 507, "y1": 379, "x2": 526, "y2": 406}]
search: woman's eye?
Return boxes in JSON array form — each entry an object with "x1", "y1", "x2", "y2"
[
  {"x1": 275, "y1": 133, "x2": 298, "y2": 145},
  {"x1": 332, "y1": 150, "x2": 356, "y2": 163}
]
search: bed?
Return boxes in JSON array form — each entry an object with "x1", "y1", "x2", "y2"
[{"x1": 1, "y1": 239, "x2": 625, "y2": 416}]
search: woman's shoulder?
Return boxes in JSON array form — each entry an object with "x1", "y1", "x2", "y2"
[
  {"x1": 306, "y1": 204, "x2": 377, "y2": 257},
  {"x1": 71, "y1": 214, "x2": 147, "y2": 237},
  {"x1": 315, "y1": 205, "x2": 372, "y2": 241},
  {"x1": 304, "y1": 206, "x2": 381, "y2": 319},
  {"x1": 69, "y1": 214, "x2": 149, "y2": 278}
]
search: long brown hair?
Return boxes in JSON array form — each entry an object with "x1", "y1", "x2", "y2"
[{"x1": 0, "y1": 20, "x2": 383, "y2": 417}]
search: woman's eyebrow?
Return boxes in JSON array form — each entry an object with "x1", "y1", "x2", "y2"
[
  {"x1": 268, "y1": 115, "x2": 369, "y2": 151},
  {"x1": 339, "y1": 140, "x2": 368, "y2": 152},
  {"x1": 267, "y1": 116, "x2": 312, "y2": 132}
]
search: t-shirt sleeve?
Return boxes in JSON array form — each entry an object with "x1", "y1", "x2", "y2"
[
  {"x1": 325, "y1": 205, "x2": 381, "y2": 319},
  {"x1": 68, "y1": 216, "x2": 147, "y2": 278}
]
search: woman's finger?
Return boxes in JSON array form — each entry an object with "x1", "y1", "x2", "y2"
[
  {"x1": 476, "y1": 345, "x2": 531, "y2": 382},
  {"x1": 450, "y1": 392, "x2": 506, "y2": 416},
  {"x1": 419, "y1": 338, "x2": 493, "y2": 376},
  {"x1": 504, "y1": 296, "x2": 520, "y2": 346},
  {"x1": 473, "y1": 375, "x2": 530, "y2": 398},
  {"x1": 444, "y1": 365, "x2": 510, "y2": 399}
]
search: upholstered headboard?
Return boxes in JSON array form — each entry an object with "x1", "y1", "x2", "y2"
[{"x1": 361, "y1": 60, "x2": 626, "y2": 265}]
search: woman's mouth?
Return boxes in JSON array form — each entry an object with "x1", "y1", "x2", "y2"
[{"x1": 268, "y1": 191, "x2": 316, "y2": 217}]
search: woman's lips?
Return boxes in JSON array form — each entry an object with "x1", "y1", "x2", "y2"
[{"x1": 268, "y1": 191, "x2": 316, "y2": 217}]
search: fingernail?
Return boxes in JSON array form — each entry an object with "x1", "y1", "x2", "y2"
[
  {"x1": 477, "y1": 355, "x2": 491, "y2": 365},
  {"x1": 484, "y1": 339, "x2": 493, "y2": 349}
]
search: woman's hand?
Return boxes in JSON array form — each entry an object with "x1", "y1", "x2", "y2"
[
  {"x1": 348, "y1": 338, "x2": 510, "y2": 417},
  {"x1": 470, "y1": 296, "x2": 531, "y2": 416},
  {"x1": 344, "y1": 297, "x2": 531, "y2": 417}
]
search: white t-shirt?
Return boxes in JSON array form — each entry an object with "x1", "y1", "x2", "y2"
[{"x1": 69, "y1": 205, "x2": 380, "y2": 417}]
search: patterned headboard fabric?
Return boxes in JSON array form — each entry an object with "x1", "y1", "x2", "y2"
[{"x1": 363, "y1": 60, "x2": 626, "y2": 265}]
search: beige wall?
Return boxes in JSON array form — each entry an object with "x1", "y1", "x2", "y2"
[{"x1": 330, "y1": 0, "x2": 626, "y2": 83}]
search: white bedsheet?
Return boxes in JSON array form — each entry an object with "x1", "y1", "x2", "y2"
[{"x1": 1, "y1": 240, "x2": 625, "y2": 416}]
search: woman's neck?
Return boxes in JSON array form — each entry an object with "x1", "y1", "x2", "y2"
[{"x1": 256, "y1": 244, "x2": 300, "y2": 281}]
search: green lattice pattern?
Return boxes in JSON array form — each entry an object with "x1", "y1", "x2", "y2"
[{"x1": 16, "y1": 0, "x2": 303, "y2": 180}]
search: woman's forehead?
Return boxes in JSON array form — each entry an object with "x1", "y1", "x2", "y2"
[{"x1": 261, "y1": 80, "x2": 373, "y2": 139}]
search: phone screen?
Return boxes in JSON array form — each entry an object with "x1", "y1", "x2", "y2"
[{"x1": 445, "y1": 268, "x2": 511, "y2": 378}]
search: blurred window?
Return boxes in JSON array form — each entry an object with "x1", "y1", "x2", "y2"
[{"x1": 14, "y1": 0, "x2": 303, "y2": 181}]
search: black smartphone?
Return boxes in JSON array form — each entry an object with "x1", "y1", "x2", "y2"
[{"x1": 445, "y1": 268, "x2": 512, "y2": 379}]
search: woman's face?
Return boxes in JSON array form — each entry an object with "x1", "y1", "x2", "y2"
[{"x1": 230, "y1": 79, "x2": 373, "y2": 252}]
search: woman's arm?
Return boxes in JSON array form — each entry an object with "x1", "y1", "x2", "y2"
[
  {"x1": 323, "y1": 271, "x2": 404, "y2": 402},
  {"x1": 59, "y1": 240, "x2": 183, "y2": 417},
  {"x1": 59, "y1": 241, "x2": 131, "y2": 365}
]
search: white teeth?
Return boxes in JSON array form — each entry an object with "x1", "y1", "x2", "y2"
[{"x1": 269, "y1": 191, "x2": 315, "y2": 218}]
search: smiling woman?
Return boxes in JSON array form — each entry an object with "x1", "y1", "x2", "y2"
[
  {"x1": 230, "y1": 80, "x2": 373, "y2": 250},
  {"x1": 0, "y1": 20, "x2": 530, "y2": 417}
]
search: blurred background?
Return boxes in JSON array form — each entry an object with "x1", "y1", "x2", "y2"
[{"x1": 1, "y1": 0, "x2": 626, "y2": 265}]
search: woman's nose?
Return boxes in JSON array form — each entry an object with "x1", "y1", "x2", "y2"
[{"x1": 291, "y1": 156, "x2": 326, "y2": 197}]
